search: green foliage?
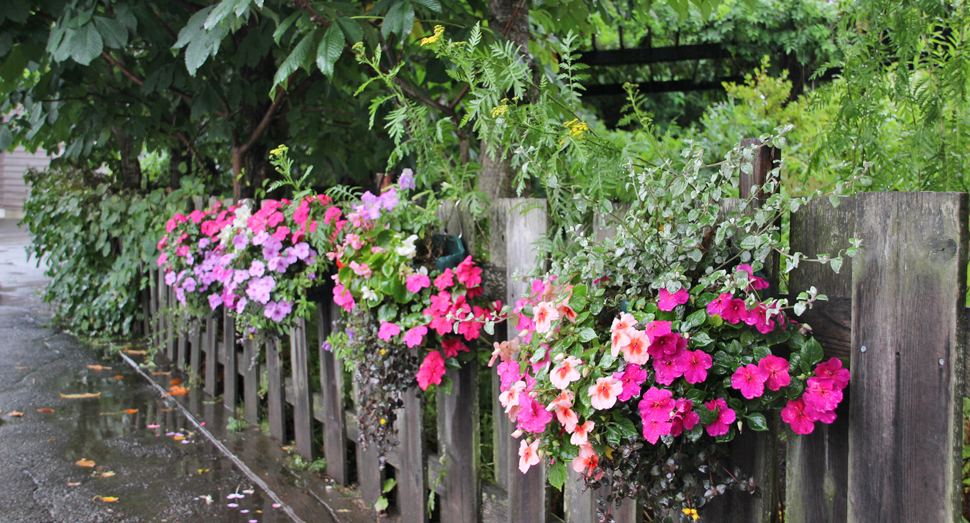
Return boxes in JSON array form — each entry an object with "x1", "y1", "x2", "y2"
[{"x1": 21, "y1": 166, "x2": 206, "y2": 337}]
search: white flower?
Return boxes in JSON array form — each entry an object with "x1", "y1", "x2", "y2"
[
  {"x1": 395, "y1": 234, "x2": 419, "y2": 258},
  {"x1": 362, "y1": 287, "x2": 378, "y2": 302}
]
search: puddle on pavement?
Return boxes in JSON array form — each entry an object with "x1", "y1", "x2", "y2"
[{"x1": 36, "y1": 349, "x2": 292, "y2": 523}]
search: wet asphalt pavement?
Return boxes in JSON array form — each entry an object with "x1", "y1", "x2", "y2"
[{"x1": 0, "y1": 220, "x2": 369, "y2": 523}]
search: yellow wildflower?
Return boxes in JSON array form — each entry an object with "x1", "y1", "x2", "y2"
[
  {"x1": 490, "y1": 104, "x2": 509, "y2": 118},
  {"x1": 270, "y1": 144, "x2": 288, "y2": 157},
  {"x1": 379, "y1": 418, "x2": 387, "y2": 425},
  {"x1": 682, "y1": 508, "x2": 699, "y2": 521},
  {"x1": 420, "y1": 25, "x2": 445, "y2": 46}
]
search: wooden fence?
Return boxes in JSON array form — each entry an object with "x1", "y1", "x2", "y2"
[{"x1": 145, "y1": 159, "x2": 968, "y2": 523}]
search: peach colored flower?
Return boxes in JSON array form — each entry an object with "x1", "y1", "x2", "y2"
[
  {"x1": 547, "y1": 390, "x2": 575, "y2": 410},
  {"x1": 611, "y1": 328, "x2": 632, "y2": 358},
  {"x1": 621, "y1": 329, "x2": 650, "y2": 365},
  {"x1": 533, "y1": 301, "x2": 560, "y2": 334},
  {"x1": 500, "y1": 380, "x2": 527, "y2": 421},
  {"x1": 611, "y1": 313, "x2": 636, "y2": 337},
  {"x1": 550, "y1": 356, "x2": 583, "y2": 389},
  {"x1": 571, "y1": 442, "x2": 600, "y2": 479},
  {"x1": 557, "y1": 300, "x2": 578, "y2": 323},
  {"x1": 519, "y1": 439, "x2": 541, "y2": 474},
  {"x1": 570, "y1": 420, "x2": 595, "y2": 445},
  {"x1": 489, "y1": 338, "x2": 520, "y2": 367},
  {"x1": 555, "y1": 406, "x2": 578, "y2": 433},
  {"x1": 588, "y1": 376, "x2": 623, "y2": 410}
]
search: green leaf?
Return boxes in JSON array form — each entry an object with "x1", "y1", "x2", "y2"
[
  {"x1": 578, "y1": 327, "x2": 596, "y2": 342},
  {"x1": 571, "y1": 283, "x2": 587, "y2": 301},
  {"x1": 612, "y1": 414, "x2": 639, "y2": 439},
  {"x1": 316, "y1": 25, "x2": 344, "y2": 77},
  {"x1": 800, "y1": 337, "x2": 824, "y2": 366},
  {"x1": 374, "y1": 496, "x2": 388, "y2": 512},
  {"x1": 174, "y1": 7, "x2": 213, "y2": 49},
  {"x1": 690, "y1": 332, "x2": 713, "y2": 346},
  {"x1": 682, "y1": 309, "x2": 708, "y2": 330},
  {"x1": 273, "y1": 30, "x2": 315, "y2": 91},
  {"x1": 411, "y1": 0, "x2": 442, "y2": 12},
  {"x1": 93, "y1": 17, "x2": 127, "y2": 49},
  {"x1": 746, "y1": 412, "x2": 768, "y2": 431},
  {"x1": 696, "y1": 404, "x2": 717, "y2": 426},
  {"x1": 335, "y1": 17, "x2": 363, "y2": 44},
  {"x1": 382, "y1": 0, "x2": 415, "y2": 39},
  {"x1": 548, "y1": 460, "x2": 567, "y2": 491},
  {"x1": 69, "y1": 23, "x2": 103, "y2": 66},
  {"x1": 382, "y1": 478, "x2": 397, "y2": 493},
  {"x1": 0, "y1": 124, "x2": 12, "y2": 151}
]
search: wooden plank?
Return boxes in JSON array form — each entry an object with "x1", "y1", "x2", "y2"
[
  {"x1": 242, "y1": 337, "x2": 259, "y2": 424},
  {"x1": 290, "y1": 318, "x2": 315, "y2": 460},
  {"x1": 266, "y1": 336, "x2": 286, "y2": 443},
  {"x1": 437, "y1": 357, "x2": 479, "y2": 523},
  {"x1": 204, "y1": 316, "x2": 218, "y2": 396},
  {"x1": 189, "y1": 321, "x2": 201, "y2": 375},
  {"x1": 167, "y1": 286, "x2": 177, "y2": 360},
  {"x1": 318, "y1": 300, "x2": 349, "y2": 484},
  {"x1": 399, "y1": 374, "x2": 428, "y2": 523},
  {"x1": 149, "y1": 269, "x2": 159, "y2": 348},
  {"x1": 785, "y1": 195, "x2": 856, "y2": 523},
  {"x1": 847, "y1": 192, "x2": 967, "y2": 523},
  {"x1": 176, "y1": 327, "x2": 187, "y2": 370},
  {"x1": 354, "y1": 380, "x2": 384, "y2": 510},
  {"x1": 490, "y1": 198, "x2": 549, "y2": 523},
  {"x1": 564, "y1": 470, "x2": 595, "y2": 522},
  {"x1": 224, "y1": 312, "x2": 238, "y2": 414}
]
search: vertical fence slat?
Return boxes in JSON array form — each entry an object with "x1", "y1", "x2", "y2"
[
  {"x1": 318, "y1": 301, "x2": 349, "y2": 483},
  {"x1": 491, "y1": 198, "x2": 548, "y2": 523},
  {"x1": 177, "y1": 327, "x2": 187, "y2": 370},
  {"x1": 224, "y1": 312, "x2": 238, "y2": 414},
  {"x1": 786, "y1": 196, "x2": 855, "y2": 523},
  {"x1": 167, "y1": 286, "x2": 177, "y2": 360},
  {"x1": 564, "y1": 471, "x2": 594, "y2": 522},
  {"x1": 204, "y1": 316, "x2": 218, "y2": 396},
  {"x1": 847, "y1": 192, "x2": 967, "y2": 523},
  {"x1": 189, "y1": 321, "x2": 201, "y2": 375},
  {"x1": 354, "y1": 378, "x2": 384, "y2": 510},
  {"x1": 437, "y1": 358, "x2": 480, "y2": 523},
  {"x1": 399, "y1": 370, "x2": 428, "y2": 523},
  {"x1": 150, "y1": 269, "x2": 159, "y2": 348},
  {"x1": 290, "y1": 318, "x2": 315, "y2": 460},
  {"x1": 243, "y1": 337, "x2": 259, "y2": 425},
  {"x1": 267, "y1": 337, "x2": 285, "y2": 443}
]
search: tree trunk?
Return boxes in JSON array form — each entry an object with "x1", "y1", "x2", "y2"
[{"x1": 110, "y1": 125, "x2": 142, "y2": 190}]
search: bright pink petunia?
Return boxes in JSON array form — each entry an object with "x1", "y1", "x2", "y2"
[
  {"x1": 613, "y1": 364, "x2": 648, "y2": 402},
  {"x1": 703, "y1": 398, "x2": 736, "y2": 437},
  {"x1": 416, "y1": 351, "x2": 446, "y2": 390},
  {"x1": 758, "y1": 355, "x2": 791, "y2": 391},
  {"x1": 406, "y1": 273, "x2": 431, "y2": 292},
  {"x1": 429, "y1": 291, "x2": 452, "y2": 313},
  {"x1": 517, "y1": 395, "x2": 554, "y2": 433},
  {"x1": 434, "y1": 268, "x2": 455, "y2": 290},
  {"x1": 675, "y1": 350, "x2": 713, "y2": 384},
  {"x1": 550, "y1": 356, "x2": 583, "y2": 390},
  {"x1": 642, "y1": 419, "x2": 673, "y2": 444},
  {"x1": 803, "y1": 377, "x2": 843, "y2": 412},
  {"x1": 669, "y1": 398, "x2": 699, "y2": 437},
  {"x1": 638, "y1": 387, "x2": 675, "y2": 422},
  {"x1": 518, "y1": 439, "x2": 541, "y2": 474},
  {"x1": 441, "y1": 338, "x2": 469, "y2": 358},
  {"x1": 588, "y1": 376, "x2": 623, "y2": 410},
  {"x1": 706, "y1": 293, "x2": 733, "y2": 316},
  {"x1": 497, "y1": 361, "x2": 523, "y2": 391},
  {"x1": 403, "y1": 326, "x2": 428, "y2": 348},
  {"x1": 653, "y1": 354, "x2": 684, "y2": 385},
  {"x1": 657, "y1": 288, "x2": 690, "y2": 311},
  {"x1": 647, "y1": 332, "x2": 687, "y2": 360},
  {"x1": 720, "y1": 298, "x2": 749, "y2": 324},
  {"x1": 455, "y1": 256, "x2": 483, "y2": 287},
  {"x1": 377, "y1": 322, "x2": 401, "y2": 341},
  {"x1": 781, "y1": 398, "x2": 818, "y2": 434},
  {"x1": 814, "y1": 357, "x2": 851, "y2": 389},
  {"x1": 731, "y1": 364, "x2": 769, "y2": 399},
  {"x1": 643, "y1": 320, "x2": 672, "y2": 342},
  {"x1": 427, "y1": 313, "x2": 453, "y2": 336},
  {"x1": 736, "y1": 264, "x2": 770, "y2": 291},
  {"x1": 744, "y1": 302, "x2": 775, "y2": 334}
]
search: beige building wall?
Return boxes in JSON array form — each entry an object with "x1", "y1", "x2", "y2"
[{"x1": 0, "y1": 146, "x2": 52, "y2": 219}]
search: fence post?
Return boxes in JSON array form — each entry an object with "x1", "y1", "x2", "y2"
[
  {"x1": 846, "y1": 192, "x2": 967, "y2": 523},
  {"x1": 437, "y1": 357, "x2": 480, "y2": 523},
  {"x1": 177, "y1": 326, "x2": 187, "y2": 370},
  {"x1": 398, "y1": 349, "x2": 428, "y2": 523},
  {"x1": 353, "y1": 379, "x2": 384, "y2": 510},
  {"x1": 786, "y1": 196, "x2": 855, "y2": 523},
  {"x1": 204, "y1": 315, "x2": 218, "y2": 396},
  {"x1": 318, "y1": 299, "x2": 349, "y2": 484},
  {"x1": 290, "y1": 317, "x2": 315, "y2": 460},
  {"x1": 490, "y1": 198, "x2": 549, "y2": 523},
  {"x1": 242, "y1": 337, "x2": 259, "y2": 425},
  {"x1": 189, "y1": 320, "x2": 201, "y2": 375},
  {"x1": 266, "y1": 336, "x2": 286, "y2": 443},
  {"x1": 224, "y1": 312, "x2": 238, "y2": 414}
]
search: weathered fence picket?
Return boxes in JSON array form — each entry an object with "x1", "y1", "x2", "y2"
[{"x1": 148, "y1": 185, "x2": 968, "y2": 523}]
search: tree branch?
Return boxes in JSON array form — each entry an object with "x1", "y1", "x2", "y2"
[
  {"x1": 291, "y1": 0, "x2": 330, "y2": 27},
  {"x1": 238, "y1": 85, "x2": 287, "y2": 154},
  {"x1": 100, "y1": 51, "x2": 143, "y2": 86}
]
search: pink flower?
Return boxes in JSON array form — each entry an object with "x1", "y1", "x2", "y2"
[
  {"x1": 744, "y1": 302, "x2": 775, "y2": 334},
  {"x1": 533, "y1": 302, "x2": 560, "y2": 334},
  {"x1": 758, "y1": 355, "x2": 791, "y2": 391},
  {"x1": 652, "y1": 354, "x2": 684, "y2": 385},
  {"x1": 611, "y1": 313, "x2": 637, "y2": 337},
  {"x1": 403, "y1": 326, "x2": 428, "y2": 348},
  {"x1": 657, "y1": 288, "x2": 690, "y2": 311},
  {"x1": 638, "y1": 387, "x2": 674, "y2": 422},
  {"x1": 272, "y1": 226, "x2": 290, "y2": 241},
  {"x1": 669, "y1": 399, "x2": 699, "y2": 437},
  {"x1": 518, "y1": 439, "x2": 541, "y2": 474},
  {"x1": 570, "y1": 420, "x2": 595, "y2": 445},
  {"x1": 332, "y1": 284, "x2": 355, "y2": 311},
  {"x1": 157, "y1": 253, "x2": 168, "y2": 267},
  {"x1": 572, "y1": 443, "x2": 600, "y2": 478},
  {"x1": 588, "y1": 376, "x2": 623, "y2": 410},
  {"x1": 643, "y1": 320, "x2": 672, "y2": 342},
  {"x1": 706, "y1": 293, "x2": 733, "y2": 316},
  {"x1": 416, "y1": 351, "x2": 446, "y2": 390},
  {"x1": 555, "y1": 406, "x2": 579, "y2": 433},
  {"x1": 731, "y1": 364, "x2": 769, "y2": 399},
  {"x1": 620, "y1": 329, "x2": 650, "y2": 365},
  {"x1": 427, "y1": 314, "x2": 453, "y2": 336},
  {"x1": 377, "y1": 322, "x2": 401, "y2": 341},
  {"x1": 323, "y1": 206, "x2": 342, "y2": 225},
  {"x1": 434, "y1": 268, "x2": 455, "y2": 290},
  {"x1": 499, "y1": 381, "x2": 526, "y2": 420},
  {"x1": 736, "y1": 264, "x2": 770, "y2": 291},
  {"x1": 517, "y1": 395, "x2": 554, "y2": 433},
  {"x1": 350, "y1": 261, "x2": 372, "y2": 278},
  {"x1": 642, "y1": 418, "x2": 673, "y2": 444},
  {"x1": 781, "y1": 398, "x2": 818, "y2": 434},
  {"x1": 613, "y1": 364, "x2": 647, "y2": 402},
  {"x1": 675, "y1": 350, "x2": 712, "y2": 384},
  {"x1": 719, "y1": 298, "x2": 749, "y2": 325},
  {"x1": 441, "y1": 338, "x2": 469, "y2": 358},
  {"x1": 550, "y1": 356, "x2": 583, "y2": 389},
  {"x1": 429, "y1": 291, "x2": 452, "y2": 313},
  {"x1": 803, "y1": 377, "x2": 843, "y2": 412},
  {"x1": 703, "y1": 398, "x2": 736, "y2": 437},
  {"x1": 455, "y1": 256, "x2": 482, "y2": 287},
  {"x1": 548, "y1": 390, "x2": 574, "y2": 410},
  {"x1": 557, "y1": 301, "x2": 578, "y2": 323},
  {"x1": 814, "y1": 357, "x2": 850, "y2": 389},
  {"x1": 406, "y1": 274, "x2": 431, "y2": 293},
  {"x1": 497, "y1": 361, "x2": 523, "y2": 391}
]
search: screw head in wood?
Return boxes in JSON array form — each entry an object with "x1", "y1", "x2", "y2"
[
  {"x1": 860, "y1": 346, "x2": 867, "y2": 353},
  {"x1": 939, "y1": 358, "x2": 945, "y2": 366}
]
